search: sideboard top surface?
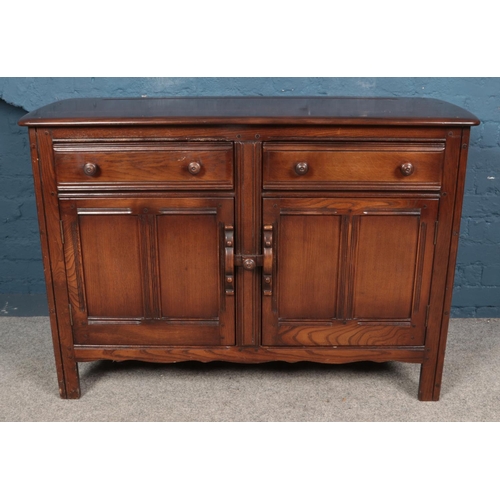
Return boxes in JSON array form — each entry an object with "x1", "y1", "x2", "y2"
[{"x1": 19, "y1": 97, "x2": 480, "y2": 127}]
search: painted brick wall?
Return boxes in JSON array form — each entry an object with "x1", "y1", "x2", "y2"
[
  {"x1": 0, "y1": 77, "x2": 498, "y2": 317},
  {"x1": 0, "y1": 100, "x2": 45, "y2": 294}
]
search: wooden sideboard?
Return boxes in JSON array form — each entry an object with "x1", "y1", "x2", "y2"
[{"x1": 19, "y1": 97, "x2": 479, "y2": 400}]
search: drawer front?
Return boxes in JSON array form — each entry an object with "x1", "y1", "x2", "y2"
[
  {"x1": 54, "y1": 142, "x2": 234, "y2": 190},
  {"x1": 263, "y1": 142, "x2": 444, "y2": 190}
]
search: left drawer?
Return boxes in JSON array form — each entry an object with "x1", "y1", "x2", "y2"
[{"x1": 53, "y1": 142, "x2": 234, "y2": 191}]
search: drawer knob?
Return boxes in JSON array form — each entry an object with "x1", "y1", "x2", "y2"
[
  {"x1": 83, "y1": 162, "x2": 98, "y2": 177},
  {"x1": 188, "y1": 161, "x2": 202, "y2": 175},
  {"x1": 400, "y1": 162, "x2": 414, "y2": 176},
  {"x1": 295, "y1": 162, "x2": 309, "y2": 175}
]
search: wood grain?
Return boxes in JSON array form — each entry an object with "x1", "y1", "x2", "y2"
[
  {"x1": 28, "y1": 129, "x2": 68, "y2": 398},
  {"x1": 54, "y1": 142, "x2": 233, "y2": 190},
  {"x1": 74, "y1": 345, "x2": 426, "y2": 364},
  {"x1": 278, "y1": 214, "x2": 340, "y2": 319},
  {"x1": 275, "y1": 322, "x2": 419, "y2": 346},
  {"x1": 73, "y1": 322, "x2": 222, "y2": 346},
  {"x1": 352, "y1": 214, "x2": 419, "y2": 319},
  {"x1": 235, "y1": 141, "x2": 261, "y2": 346},
  {"x1": 158, "y1": 213, "x2": 219, "y2": 319},
  {"x1": 431, "y1": 129, "x2": 472, "y2": 401},
  {"x1": 49, "y1": 124, "x2": 454, "y2": 142},
  {"x1": 79, "y1": 214, "x2": 144, "y2": 318},
  {"x1": 62, "y1": 197, "x2": 235, "y2": 348},
  {"x1": 263, "y1": 197, "x2": 438, "y2": 348},
  {"x1": 419, "y1": 130, "x2": 471, "y2": 400},
  {"x1": 19, "y1": 97, "x2": 479, "y2": 126},
  {"x1": 263, "y1": 143, "x2": 443, "y2": 190},
  {"x1": 37, "y1": 129, "x2": 81, "y2": 398},
  {"x1": 19, "y1": 97, "x2": 478, "y2": 399}
]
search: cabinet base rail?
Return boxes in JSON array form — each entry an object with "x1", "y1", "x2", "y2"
[
  {"x1": 60, "y1": 345, "x2": 440, "y2": 401},
  {"x1": 74, "y1": 345, "x2": 426, "y2": 364}
]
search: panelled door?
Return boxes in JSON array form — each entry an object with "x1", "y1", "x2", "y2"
[
  {"x1": 60, "y1": 197, "x2": 235, "y2": 346},
  {"x1": 262, "y1": 197, "x2": 438, "y2": 346}
]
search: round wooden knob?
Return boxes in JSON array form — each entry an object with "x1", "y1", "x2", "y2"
[
  {"x1": 400, "y1": 162, "x2": 414, "y2": 176},
  {"x1": 243, "y1": 258, "x2": 256, "y2": 270},
  {"x1": 188, "y1": 162, "x2": 201, "y2": 175},
  {"x1": 295, "y1": 162, "x2": 309, "y2": 175},
  {"x1": 83, "y1": 163, "x2": 98, "y2": 177}
]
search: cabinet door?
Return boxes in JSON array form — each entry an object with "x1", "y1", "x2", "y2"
[
  {"x1": 262, "y1": 197, "x2": 438, "y2": 346},
  {"x1": 61, "y1": 197, "x2": 234, "y2": 346}
]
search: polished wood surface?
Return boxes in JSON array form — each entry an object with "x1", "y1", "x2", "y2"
[
  {"x1": 278, "y1": 214, "x2": 340, "y2": 320},
  {"x1": 19, "y1": 97, "x2": 480, "y2": 126},
  {"x1": 263, "y1": 142, "x2": 444, "y2": 190},
  {"x1": 79, "y1": 214, "x2": 143, "y2": 318},
  {"x1": 60, "y1": 197, "x2": 235, "y2": 347},
  {"x1": 353, "y1": 214, "x2": 419, "y2": 319},
  {"x1": 20, "y1": 97, "x2": 479, "y2": 400},
  {"x1": 74, "y1": 346, "x2": 427, "y2": 364},
  {"x1": 261, "y1": 197, "x2": 437, "y2": 347},
  {"x1": 54, "y1": 142, "x2": 233, "y2": 190}
]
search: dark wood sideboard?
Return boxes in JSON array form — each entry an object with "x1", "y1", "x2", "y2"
[{"x1": 19, "y1": 97, "x2": 479, "y2": 400}]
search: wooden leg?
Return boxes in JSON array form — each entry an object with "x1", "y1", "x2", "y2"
[
  {"x1": 418, "y1": 358, "x2": 440, "y2": 401},
  {"x1": 55, "y1": 349, "x2": 80, "y2": 399},
  {"x1": 419, "y1": 319, "x2": 450, "y2": 401},
  {"x1": 62, "y1": 360, "x2": 81, "y2": 399},
  {"x1": 46, "y1": 317, "x2": 81, "y2": 399},
  {"x1": 49, "y1": 320, "x2": 81, "y2": 399}
]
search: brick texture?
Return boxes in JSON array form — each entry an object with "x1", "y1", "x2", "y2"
[
  {"x1": 0, "y1": 99, "x2": 45, "y2": 295},
  {"x1": 0, "y1": 77, "x2": 498, "y2": 317}
]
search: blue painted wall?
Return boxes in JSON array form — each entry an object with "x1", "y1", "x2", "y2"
[{"x1": 0, "y1": 77, "x2": 499, "y2": 317}]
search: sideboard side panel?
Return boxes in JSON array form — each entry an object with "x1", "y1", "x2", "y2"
[
  {"x1": 419, "y1": 129, "x2": 464, "y2": 401},
  {"x1": 36, "y1": 128, "x2": 80, "y2": 398},
  {"x1": 432, "y1": 128, "x2": 472, "y2": 400},
  {"x1": 29, "y1": 128, "x2": 68, "y2": 398}
]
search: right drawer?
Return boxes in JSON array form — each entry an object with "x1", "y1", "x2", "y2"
[{"x1": 263, "y1": 142, "x2": 444, "y2": 191}]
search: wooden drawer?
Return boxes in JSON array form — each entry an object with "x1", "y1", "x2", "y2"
[
  {"x1": 54, "y1": 142, "x2": 233, "y2": 191},
  {"x1": 263, "y1": 142, "x2": 444, "y2": 190}
]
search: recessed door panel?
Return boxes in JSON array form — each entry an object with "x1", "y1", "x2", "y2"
[
  {"x1": 61, "y1": 198, "x2": 234, "y2": 346},
  {"x1": 79, "y1": 214, "x2": 143, "y2": 319},
  {"x1": 278, "y1": 214, "x2": 340, "y2": 320},
  {"x1": 353, "y1": 215, "x2": 419, "y2": 320},
  {"x1": 262, "y1": 197, "x2": 438, "y2": 347},
  {"x1": 157, "y1": 213, "x2": 219, "y2": 320}
]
